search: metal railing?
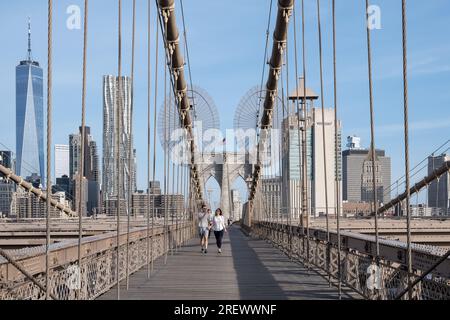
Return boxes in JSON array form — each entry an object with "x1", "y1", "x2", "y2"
[
  {"x1": 252, "y1": 220, "x2": 450, "y2": 300},
  {"x1": 0, "y1": 222, "x2": 195, "y2": 300}
]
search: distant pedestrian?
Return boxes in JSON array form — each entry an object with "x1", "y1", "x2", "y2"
[{"x1": 212, "y1": 208, "x2": 227, "y2": 254}]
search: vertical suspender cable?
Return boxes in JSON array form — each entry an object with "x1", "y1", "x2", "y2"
[
  {"x1": 45, "y1": 0, "x2": 53, "y2": 301},
  {"x1": 146, "y1": 0, "x2": 152, "y2": 279},
  {"x1": 77, "y1": 0, "x2": 89, "y2": 300},
  {"x1": 292, "y1": 4, "x2": 302, "y2": 230},
  {"x1": 292, "y1": 4, "x2": 306, "y2": 258},
  {"x1": 163, "y1": 16, "x2": 169, "y2": 265},
  {"x1": 178, "y1": 0, "x2": 191, "y2": 246},
  {"x1": 301, "y1": 0, "x2": 311, "y2": 270},
  {"x1": 280, "y1": 70, "x2": 286, "y2": 245},
  {"x1": 257, "y1": 0, "x2": 274, "y2": 229},
  {"x1": 284, "y1": 34, "x2": 293, "y2": 254},
  {"x1": 180, "y1": 0, "x2": 196, "y2": 116},
  {"x1": 365, "y1": 0, "x2": 380, "y2": 258},
  {"x1": 150, "y1": 17, "x2": 160, "y2": 276},
  {"x1": 316, "y1": 0, "x2": 331, "y2": 281},
  {"x1": 116, "y1": 0, "x2": 123, "y2": 301},
  {"x1": 164, "y1": 12, "x2": 173, "y2": 256},
  {"x1": 126, "y1": 0, "x2": 136, "y2": 291},
  {"x1": 259, "y1": 0, "x2": 273, "y2": 228},
  {"x1": 172, "y1": 86, "x2": 177, "y2": 253},
  {"x1": 171, "y1": 90, "x2": 176, "y2": 254},
  {"x1": 180, "y1": 0, "x2": 190, "y2": 245},
  {"x1": 332, "y1": 0, "x2": 342, "y2": 299},
  {"x1": 401, "y1": 0, "x2": 413, "y2": 300}
]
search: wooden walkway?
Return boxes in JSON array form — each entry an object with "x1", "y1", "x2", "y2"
[{"x1": 98, "y1": 226, "x2": 353, "y2": 300}]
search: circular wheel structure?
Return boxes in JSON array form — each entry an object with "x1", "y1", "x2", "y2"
[
  {"x1": 233, "y1": 86, "x2": 285, "y2": 150},
  {"x1": 158, "y1": 85, "x2": 220, "y2": 153}
]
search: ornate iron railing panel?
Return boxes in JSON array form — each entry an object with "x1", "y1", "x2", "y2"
[
  {"x1": 0, "y1": 223, "x2": 194, "y2": 300},
  {"x1": 253, "y1": 221, "x2": 450, "y2": 300}
]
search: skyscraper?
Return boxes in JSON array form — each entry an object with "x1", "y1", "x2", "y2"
[
  {"x1": 0, "y1": 151, "x2": 13, "y2": 170},
  {"x1": 0, "y1": 151, "x2": 15, "y2": 217},
  {"x1": 69, "y1": 126, "x2": 100, "y2": 215},
  {"x1": 69, "y1": 126, "x2": 100, "y2": 183},
  {"x1": 282, "y1": 82, "x2": 342, "y2": 218},
  {"x1": 428, "y1": 154, "x2": 450, "y2": 216},
  {"x1": 54, "y1": 144, "x2": 70, "y2": 180},
  {"x1": 16, "y1": 19, "x2": 45, "y2": 185},
  {"x1": 342, "y1": 136, "x2": 391, "y2": 205},
  {"x1": 260, "y1": 177, "x2": 282, "y2": 220},
  {"x1": 102, "y1": 75, "x2": 135, "y2": 211}
]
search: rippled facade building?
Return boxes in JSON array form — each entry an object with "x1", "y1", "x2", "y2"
[{"x1": 102, "y1": 75, "x2": 136, "y2": 214}]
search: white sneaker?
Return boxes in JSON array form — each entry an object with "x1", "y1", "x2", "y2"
[{"x1": 218, "y1": 249, "x2": 222, "y2": 254}]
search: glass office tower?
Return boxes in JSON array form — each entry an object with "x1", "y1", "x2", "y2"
[{"x1": 16, "y1": 19, "x2": 45, "y2": 186}]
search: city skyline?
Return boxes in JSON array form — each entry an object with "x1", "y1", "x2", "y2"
[
  {"x1": 0, "y1": 1, "x2": 449, "y2": 303},
  {"x1": 0, "y1": 1, "x2": 449, "y2": 194}
]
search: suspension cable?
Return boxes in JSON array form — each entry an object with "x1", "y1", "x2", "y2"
[
  {"x1": 284, "y1": 28, "x2": 294, "y2": 254},
  {"x1": 365, "y1": 0, "x2": 380, "y2": 259},
  {"x1": 45, "y1": 0, "x2": 53, "y2": 301},
  {"x1": 125, "y1": 0, "x2": 136, "y2": 291},
  {"x1": 146, "y1": 0, "x2": 152, "y2": 279},
  {"x1": 180, "y1": 0, "x2": 196, "y2": 117},
  {"x1": 292, "y1": 3, "x2": 301, "y2": 229},
  {"x1": 301, "y1": 0, "x2": 311, "y2": 270},
  {"x1": 401, "y1": 0, "x2": 413, "y2": 300},
  {"x1": 163, "y1": 16, "x2": 169, "y2": 265},
  {"x1": 316, "y1": 0, "x2": 330, "y2": 256},
  {"x1": 77, "y1": 0, "x2": 89, "y2": 300},
  {"x1": 116, "y1": 0, "x2": 123, "y2": 301},
  {"x1": 316, "y1": 0, "x2": 333, "y2": 286},
  {"x1": 150, "y1": 15, "x2": 160, "y2": 277},
  {"x1": 331, "y1": 0, "x2": 342, "y2": 299},
  {"x1": 172, "y1": 76, "x2": 177, "y2": 254},
  {"x1": 280, "y1": 65, "x2": 285, "y2": 229},
  {"x1": 258, "y1": 0, "x2": 274, "y2": 125}
]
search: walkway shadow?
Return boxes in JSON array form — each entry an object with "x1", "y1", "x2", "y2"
[{"x1": 229, "y1": 226, "x2": 288, "y2": 300}]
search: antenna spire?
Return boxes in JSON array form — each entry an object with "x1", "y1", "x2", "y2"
[{"x1": 27, "y1": 17, "x2": 32, "y2": 61}]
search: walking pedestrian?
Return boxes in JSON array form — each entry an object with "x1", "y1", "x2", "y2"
[
  {"x1": 212, "y1": 208, "x2": 227, "y2": 254},
  {"x1": 198, "y1": 204, "x2": 211, "y2": 254}
]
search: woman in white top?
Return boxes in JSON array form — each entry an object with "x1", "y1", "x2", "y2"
[{"x1": 212, "y1": 208, "x2": 227, "y2": 254}]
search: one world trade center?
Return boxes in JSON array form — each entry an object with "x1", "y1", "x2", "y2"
[{"x1": 16, "y1": 19, "x2": 45, "y2": 186}]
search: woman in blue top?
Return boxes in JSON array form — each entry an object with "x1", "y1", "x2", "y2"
[{"x1": 211, "y1": 208, "x2": 227, "y2": 254}]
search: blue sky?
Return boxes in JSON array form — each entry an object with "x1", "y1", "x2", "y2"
[{"x1": 0, "y1": 0, "x2": 449, "y2": 204}]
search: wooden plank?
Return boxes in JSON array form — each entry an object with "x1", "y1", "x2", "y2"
[{"x1": 98, "y1": 226, "x2": 353, "y2": 300}]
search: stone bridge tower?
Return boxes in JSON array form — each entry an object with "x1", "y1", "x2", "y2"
[{"x1": 198, "y1": 153, "x2": 254, "y2": 220}]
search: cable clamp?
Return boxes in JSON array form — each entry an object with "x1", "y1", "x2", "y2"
[
  {"x1": 273, "y1": 37, "x2": 287, "y2": 54},
  {"x1": 279, "y1": 4, "x2": 294, "y2": 23},
  {"x1": 160, "y1": 4, "x2": 175, "y2": 23},
  {"x1": 271, "y1": 67, "x2": 282, "y2": 80},
  {"x1": 172, "y1": 66, "x2": 184, "y2": 81}
]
